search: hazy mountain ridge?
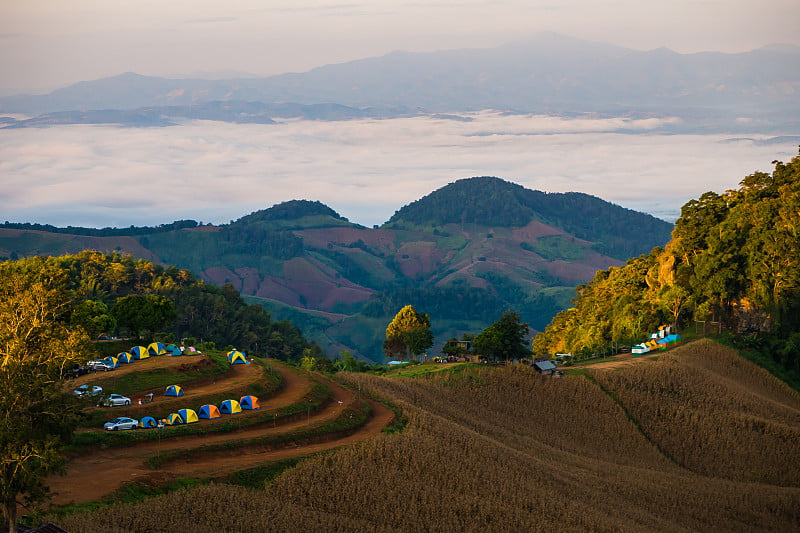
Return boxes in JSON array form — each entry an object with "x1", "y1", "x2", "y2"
[
  {"x1": 1, "y1": 33, "x2": 798, "y2": 131},
  {"x1": 0, "y1": 177, "x2": 672, "y2": 360}
]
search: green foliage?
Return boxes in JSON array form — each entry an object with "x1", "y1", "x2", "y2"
[
  {"x1": 112, "y1": 294, "x2": 175, "y2": 340},
  {"x1": 385, "y1": 176, "x2": 672, "y2": 260},
  {"x1": 521, "y1": 235, "x2": 586, "y2": 261},
  {"x1": 0, "y1": 263, "x2": 90, "y2": 527},
  {"x1": 473, "y1": 310, "x2": 530, "y2": 360},
  {"x1": 70, "y1": 299, "x2": 116, "y2": 339},
  {"x1": 384, "y1": 305, "x2": 434, "y2": 361},
  {"x1": 535, "y1": 150, "x2": 800, "y2": 378}
]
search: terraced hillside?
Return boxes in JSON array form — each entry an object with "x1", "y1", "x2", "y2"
[
  {"x1": 48, "y1": 354, "x2": 394, "y2": 507},
  {"x1": 53, "y1": 340, "x2": 800, "y2": 532}
]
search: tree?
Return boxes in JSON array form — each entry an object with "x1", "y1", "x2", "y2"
[
  {"x1": 0, "y1": 268, "x2": 87, "y2": 533},
  {"x1": 474, "y1": 311, "x2": 530, "y2": 361},
  {"x1": 112, "y1": 294, "x2": 176, "y2": 340},
  {"x1": 70, "y1": 299, "x2": 116, "y2": 339},
  {"x1": 383, "y1": 305, "x2": 433, "y2": 361}
]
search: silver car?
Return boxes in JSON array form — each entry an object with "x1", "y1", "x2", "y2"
[
  {"x1": 103, "y1": 394, "x2": 131, "y2": 406},
  {"x1": 104, "y1": 417, "x2": 138, "y2": 431}
]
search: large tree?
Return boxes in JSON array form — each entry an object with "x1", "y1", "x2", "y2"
[
  {"x1": 474, "y1": 310, "x2": 530, "y2": 361},
  {"x1": 383, "y1": 305, "x2": 433, "y2": 361},
  {"x1": 0, "y1": 265, "x2": 87, "y2": 533},
  {"x1": 112, "y1": 293, "x2": 176, "y2": 340}
]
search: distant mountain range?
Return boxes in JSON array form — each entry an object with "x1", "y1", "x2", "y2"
[
  {"x1": 1, "y1": 33, "x2": 798, "y2": 132},
  {"x1": 0, "y1": 176, "x2": 672, "y2": 361}
]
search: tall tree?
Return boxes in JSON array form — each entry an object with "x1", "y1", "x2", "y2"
[
  {"x1": 383, "y1": 305, "x2": 433, "y2": 361},
  {"x1": 0, "y1": 266, "x2": 87, "y2": 533},
  {"x1": 474, "y1": 310, "x2": 530, "y2": 361}
]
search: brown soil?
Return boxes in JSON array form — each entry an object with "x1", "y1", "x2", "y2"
[
  {"x1": 574, "y1": 352, "x2": 661, "y2": 370},
  {"x1": 47, "y1": 362, "x2": 394, "y2": 506}
]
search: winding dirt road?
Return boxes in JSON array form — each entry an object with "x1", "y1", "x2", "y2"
[{"x1": 48, "y1": 362, "x2": 394, "y2": 506}]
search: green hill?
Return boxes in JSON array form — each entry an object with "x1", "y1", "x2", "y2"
[
  {"x1": 0, "y1": 180, "x2": 672, "y2": 362},
  {"x1": 534, "y1": 149, "x2": 800, "y2": 384}
]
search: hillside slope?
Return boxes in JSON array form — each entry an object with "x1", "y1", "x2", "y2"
[
  {"x1": 56, "y1": 340, "x2": 800, "y2": 532},
  {"x1": 0, "y1": 182, "x2": 672, "y2": 361}
]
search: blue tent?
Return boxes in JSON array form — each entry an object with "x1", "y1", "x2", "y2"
[
  {"x1": 220, "y1": 399, "x2": 242, "y2": 414},
  {"x1": 240, "y1": 395, "x2": 260, "y2": 410},
  {"x1": 166, "y1": 344, "x2": 182, "y2": 356},
  {"x1": 118, "y1": 352, "x2": 135, "y2": 364},
  {"x1": 165, "y1": 384, "x2": 184, "y2": 397},
  {"x1": 198, "y1": 404, "x2": 221, "y2": 420},
  {"x1": 103, "y1": 356, "x2": 120, "y2": 369},
  {"x1": 139, "y1": 416, "x2": 158, "y2": 429},
  {"x1": 227, "y1": 350, "x2": 248, "y2": 365}
]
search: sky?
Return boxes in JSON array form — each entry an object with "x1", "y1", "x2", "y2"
[{"x1": 1, "y1": 0, "x2": 800, "y2": 92}]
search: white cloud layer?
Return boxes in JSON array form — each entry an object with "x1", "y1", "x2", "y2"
[{"x1": 0, "y1": 114, "x2": 797, "y2": 228}]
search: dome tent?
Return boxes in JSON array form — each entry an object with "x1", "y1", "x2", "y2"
[
  {"x1": 165, "y1": 385, "x2": 183, "y2": 397},
  {"x1": 148, "y1": 342, "x2": 166, "y2": 356},
  {"x1": 130, "y1": 345, "x2": 149, "y2": 360},
  {"x1": 139, "y1": 416, "x2": 158, "y2": 429},
  {"x1": 166, "y1": 413, "x2": 184, "y2": 425},
  {"x1": 118, "y1": 352, "x2": 134, "y2": 364},
  {"x1": 220, "y1": 399, "x2": 242, "y2": 414},
  {"x1": 178, "y1": 408, "x2": 199, "y2": 424},
  {"x1": 166, "y1": 344, "x2": 182, "y2": 356},
  {"x1": 240, "y1": 395, "x2": 260, "y2": 410},
  {"x1": 198, "y1": 404, "x2": 221, "y2": 420},
  {"x1": 103, "y1": 356, "x2": 120, "y2": 369},
  {"x1": 227, "y1": 349, "x2": 248, "y2": 365}
]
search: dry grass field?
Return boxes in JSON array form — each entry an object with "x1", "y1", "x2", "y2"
[{"x1": 54, "y1": 340, "x2": 800, "y2": 532}]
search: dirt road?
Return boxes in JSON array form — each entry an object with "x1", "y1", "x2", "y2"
[{"x1": 47, "y1": 363, "x2": 394, "y2": 505}]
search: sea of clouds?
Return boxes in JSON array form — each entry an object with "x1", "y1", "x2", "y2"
[{"x1": 1, "y1": 112, "x2": 797, "y2": 228}]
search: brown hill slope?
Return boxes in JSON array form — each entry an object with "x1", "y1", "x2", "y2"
[{"x1": 57, "y1": 340, "x2": 800, "y2": 532}]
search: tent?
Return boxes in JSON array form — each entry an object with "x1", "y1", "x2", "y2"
[
  {"x1": 240, "y1": 395, "x2": 260, "y2": 410},
  {"x1": 130, "y1": 345, "x2": 150, "y2": 360},
  {"x1": 165, "y1": 384, "x2": 184, "y2": 397},
  {"x1": 166, "y1": 344, "x2": 182, "y2": 356},
  {"x1": 118, "y1": 352, "x2": 135, "y2": 364},
  {"x1": 198, "y1": 404, "x2": 221, "y2": 420},
  {"x1": 184, "y1": 346, "x2": 200, "y2": 356},
  {"x1": 148, "y1": 342, "x2": 166, "y2": 356},
  {"x1": 227, "y1": 349, "x2": 248, "y2": 365},
  {"x1": 139, "y1": 416, "x2": 158, "y2": 429},
  {"x1": 103, "y1": 356, "x2": 120, "y2": 369},
  {"x1": 166, "y1": 413, "x2": 184, "y2": 425},
  {"x1": 177, "y1": 408, "x2": 199, "y2": 424},
  {"x1": 220, "y1": 399, "x2": 242, "y2": 414}
]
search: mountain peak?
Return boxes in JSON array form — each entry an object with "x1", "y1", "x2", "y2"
[{"x1": 234, "y1": 200, "x2": 353, "y2": 227}]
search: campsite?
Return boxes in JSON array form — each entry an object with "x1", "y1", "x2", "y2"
[{"x1": 51, "y1": 344, "x2": 395, "y2": 507}]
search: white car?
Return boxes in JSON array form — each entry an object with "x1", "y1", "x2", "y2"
[
  {"x1": 87, "y1": 360, "x2": 114, "y2": 372},
  {"x1": 73, "y1": 385, "x2": 103, "y2": 397},
  {"x1": 104, "y1": 417, "x2": 138, "y2": 431},
  {"x1": 102, "y1": 394, "x2": 132, "y2": 406}
]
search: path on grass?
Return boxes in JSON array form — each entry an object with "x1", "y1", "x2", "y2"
[
  {"x1": 573, "y1": 352, "x2": 660, "y2": 371},
  {"x1": 47, "y1": 363, "x2": 394, "y2": 506}
]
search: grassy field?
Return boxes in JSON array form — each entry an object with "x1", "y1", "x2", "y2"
[{"x1": 49, "y1": 339, "x2": 800, "y2": 532}]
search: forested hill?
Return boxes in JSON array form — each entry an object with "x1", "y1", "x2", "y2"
[
  {"x1": 232, "y1": 200, "x2": 358, "y2": 229},
  {"x1": 386, "y1": 177, "x2": 673, "y2": 260},
  {"x1": 0, "y1": 178, "x2": 672, "y2": 361},
  {"x1": 0, "y1": 251, "x2": 312, "y2": 359},
  {"x1": 534, "y1": 149, "x2": 800, "y2": 384}
]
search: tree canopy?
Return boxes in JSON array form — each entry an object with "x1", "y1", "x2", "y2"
[
  {"x1": 473, "y1": 311, "x2": 530, "y2": 361},
  {"x1": 0, "y1": 263, "x2": 88, "y2": 533},
  {"x1": 383, "y1": 305, "x2": 433, "y2": 361},
  {"x1": 533, "y1": 149, "x2": 800, "y2": 379}
]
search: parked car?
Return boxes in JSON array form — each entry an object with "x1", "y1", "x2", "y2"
[
  {"x1": 101, "y1": 394, "x2": 131, "y2": 407},
  {"x1": 73, "y1": 384, "x2": 103, "y2": 397},
  {"x1": 87, "y1": 360, "x2": 114, "y2": 372},
  {"x1": 64, "y1": 365, "x2": 90, "y2": 378},
  {"x1": 104, "y1": 417, "x2": 138, "y2": 431}
]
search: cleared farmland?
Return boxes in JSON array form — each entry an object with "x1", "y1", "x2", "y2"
[{"x1": 53, "y1": 339, "x2": 800, "y2": 532}]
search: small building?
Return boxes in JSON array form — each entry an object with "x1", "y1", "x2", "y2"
[{"x1": 533, "y1": 360, "x2": 557, "y2": 375}]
